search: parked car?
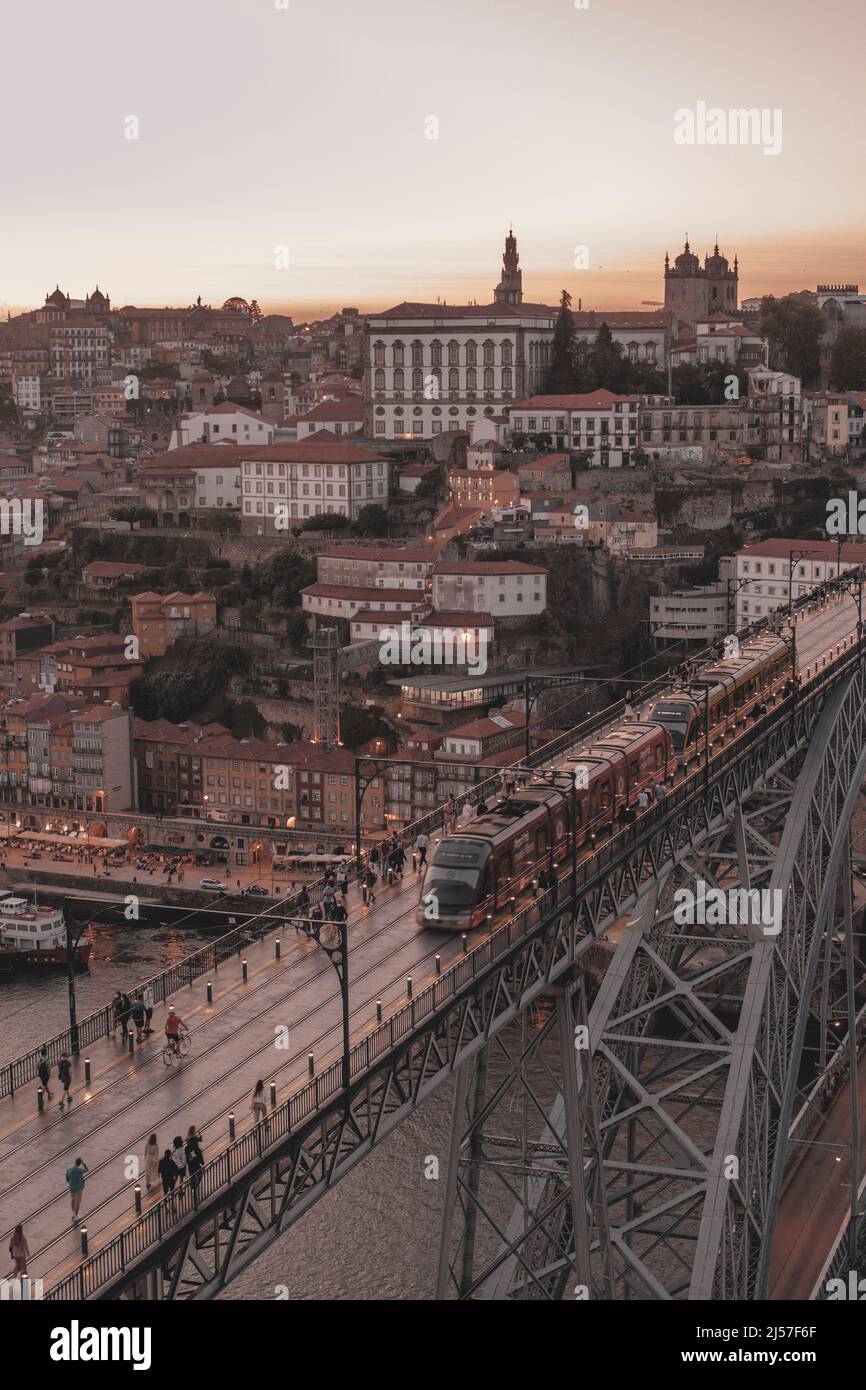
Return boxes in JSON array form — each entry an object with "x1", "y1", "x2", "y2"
[
  {"x1": 200, "y1": 877, "x2": 224, "y2": 891},
  {"x1": 245, "y1": 884, "x2": 269, "y2": 896}
]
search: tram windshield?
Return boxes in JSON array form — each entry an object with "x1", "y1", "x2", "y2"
[
  {"x1": 423, "y1": 840, "x2": 486, "y2": 910},
  {"x1": 648, "y1": 701, "x2": 691, "y2": 752}
]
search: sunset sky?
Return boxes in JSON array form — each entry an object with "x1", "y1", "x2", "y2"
[{"x1": 3, "y1": 0, "x2": 865, "y2": 320}]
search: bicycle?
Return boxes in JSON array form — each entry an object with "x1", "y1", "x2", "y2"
[{"x1": 162, "y1": 1027, "x2": 191, "y2": 1067}]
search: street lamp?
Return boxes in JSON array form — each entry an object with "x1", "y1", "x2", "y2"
[{"x1": 299, "y1": 912, "x2": 350, "y2": 1095}]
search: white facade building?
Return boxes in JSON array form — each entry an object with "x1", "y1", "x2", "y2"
[
  {"x1": 733, "y1": 538, "x2": 866, "y2": 627},
  {"x1": 650, "y1": 588, "x2": 728, "y2": 642},
  {"x1": 508, "y1": 390, "x2": 641, "y2": 467},
  {"x1": 13, "y1": 375, "x2": 42, "y2": 413},
  {"x1": 169, "y1": 403, "x2": 274, "y2": 450},
  {"x1": 432, "y1": 561, "x2": 547, "y2": 617},
  {"x1": 241, "y1": 436, "x2": 389, "y2": 531}
]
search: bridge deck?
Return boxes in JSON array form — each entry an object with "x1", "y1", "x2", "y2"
[{"x1": 0, "y1": 590, "x2": 860, "y2": 1296}]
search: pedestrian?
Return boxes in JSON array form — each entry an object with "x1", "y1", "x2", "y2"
[
  {"x1": 637, "y1": 789, "x2": 650, "y2": 813},
  {"x1": 119, "y1": 992, "x2": 132, "y2": 1039},
  {"x1": 111, "y1": 991, "x2": 124, "y2": 1036},
  {"x1": 37, "y1": 1047, "x2": 52, "y2": 1100},
  {"x1": 322, "y1": 880, "x2": 336, "y2": 919},
  {"x1": 416, "y1": 831, "x2": 428, "y2": 868},
  {"x1": 338, "y1": 869, "x2": 349, "y2": 902},
  {"x1": 446, "y1": 794, "x2": 457, "y2": 832},
  {"x1": 476, "y1": 799, "x2": 488, "y2": 816},
  {"x1": 142, "y1": 984, "x2": 154, "y2": 1036},
  {"x1": 236, "y1": 879, "x2": 241, "y2": 891},
  {"x1": 158, "y1": 1149, "x2": 177, "y2": 1196},
  {"x1": 8, "y1": 1224, "x2": 29, "y2": 1277},
  {"x1": 131, "y1": 994, "x2": 146, "y2": 1043},
  {"x1": 653, "y1": 781, "x2": 666, "y2": 805},
  {"x1": 364, "y1": 866, "x2": 377, "y2": 906},
  {"x1": 57, "y1": 1052, "x2": 73, "y2": 1109},
  {"x1": 538, "y1": 868, "x2": 549, "y2": 892},
  {"x1": 170, "y1": 1135, "x2": 187, "y2": 1185},
  {"x1": 251, "y1": 1079, "x2": 268, "y2": 1125},
  {"x1": 185, "y1": 1126, "x2": 204, "y2": 1195},
  {"x1": 144, "y1": 1133, "x2": 159, "y2": 1192},
  {"x1": 66, "y1": 1157, "x2": 89, "y2": 1225}
]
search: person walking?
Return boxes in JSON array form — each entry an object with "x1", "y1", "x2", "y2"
[
  {"x1": 111, "y1": 991, "x2": 125, "y2": 1037},
  {"x1": 322, "y1": 879, "x2": 336, "y2": 919},
  {"x1": 170, "y1": 1135, "x2": 187, "y2": 1186},
  {"x1": 158, "y1": 1149, "x2": 178, "y2": 1197},
  {"x1": 144, "y1": 1133, "x2": 159, "y2": 1193},
  {"x1": 416, "y1": 832, "x2": 428, "y2": 869},
  {"x1": 37, "y1": 1048, "x2": 52, "y2": 1101},
  {"x1": 142, "y1": 984, "x2": 154, "y2": 1036},
  {"x1": 8, "y1": 1224, "x2": 29, "y2": 1278},
  {"x1": 57, "y1": 1052, "x2": 73, "y2": 1109},
  {"x1": 131, "y1": 994, "x2": 146, "y2": 1044},
  {"x1": 66, "y1": 1157, "x2": 89, "y2": 1225},
  {"x1": 637, "y1": 788, "x2": 650, "y2": 813},
  {"x1": 338, "y1": 869, "x2": 349, "y2": 903},
  {"x1": 185, "y1": 1126, "x2": 205, "y2": 1197},
  {"x1": 251, "y1": 1079, "x2": 268, "y2": 1127},
  {"x1": 364, "y1": 865, "x2": 377, "y2": 906}
]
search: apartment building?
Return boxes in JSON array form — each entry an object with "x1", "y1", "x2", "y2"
[
  {"x1": 803, "y1": 392, "x2": 848, "y2": 459},
  {"x1": 296, "y1": 398, "x2": 364, "y2": 439},
  {"x1": 301, "y1": 584, "x2": 422, "y2": 624},
  {"x1": 240, "y1": 435, "x2": 390, "y2": 531},
  {"x1": 0, "y1": 693, "x2": 134, "y2": 812},
  {"x1": 431, "y1": 560, "x2": 547, "y2": 617},
  {"x1": 448, "y1": 466, "x2": 520, "y2": 510},
  {"x1": 606, "y1": 513, "x2": 659, "y2": 553},
  {"x1": 649, "y1": 587, "x2": 728, "y2": 643},
  {"x1": 169, "y1": 402, "x2": 274, "y2": 450},
  {"x1": 139, "y1": 444, "x2": 242, "y2": 521},
  {"x1": 130, "y1": 591, "x2": 217, "y2": 657},
  {"x1": 733, "y1": 538, "x2": 866, "y2": 627},
  {"x1": 517, "y1": 454, "x2": 573, "y2": 491},
  {"x1": 316, "y1": 545, "x2": 437, "y2": 591},
  {"x1": 508, "y1": 391, "x2": 641, "y2": 467}
]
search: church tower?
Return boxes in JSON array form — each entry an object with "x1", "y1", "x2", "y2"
[
  {"x1": 664, "y1": 237, "x2": 738, "y2": 330},
  {"x1": 494, "y1": 227, "x2": 523, "y2": 305}
]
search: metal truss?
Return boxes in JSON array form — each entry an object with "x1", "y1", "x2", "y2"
[{"x1": 55, "y1": 656, "x2": 864, "y2": 1300}]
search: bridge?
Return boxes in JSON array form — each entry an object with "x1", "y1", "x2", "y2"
[{"x1": 2, "y1": 582, "x2": 866, "y2": 1301}]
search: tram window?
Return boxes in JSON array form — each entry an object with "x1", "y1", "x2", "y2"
[
  {"x1": 600, "y1": 783, "x2": 611, "y2": 812},
  {"x1": 479, "y1": 864, "x2": 492, "y2": 900},
  {"x1": 655, "y1": 744, "x2": 663, "y2": 766},
  {"x1": 686, "y1": 718, "x2": 699, "y2": 745},
  {"x1": 629, "y1": 760, "x2": 638, "y2": 785},
  {"x1": 536, "y1": 827, "x2": 549, "y2": 854},
  {"x1": 498, "y1": 851, "x2": 512, "y2": 882}
]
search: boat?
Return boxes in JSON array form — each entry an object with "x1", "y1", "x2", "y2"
[{"x1": 0, "y1": 896, "x2": 92, "y2": 973}]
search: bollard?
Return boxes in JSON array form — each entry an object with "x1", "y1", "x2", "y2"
[
  {"x1": 376, "y1": 1000, "x2": 383, "y2": 1023},
  {"x1": 206, "y1": 981, "x2": 213, "y2": 1005},
  {"x1": 509, "y1": 896, "x2": 516, "y2": 916},
  {"x1": 462, "y1": 933, "x2": 468, "y2": 954},
  {"x1": 407, "y1": 976, "x2": 413, "y2": 998},
  {"x1": 275, "y1": 939, "x2": 281, "y2": 959},
  {"x1": 308, "y1": 1053, "x2": 315, "y2": 1077},
  {"x1": 80, "y1": 1228, "x2": 88, "y2": 1257},
  {"x1": 84, "y1": 1058, "x2": 91, "y2": 1086},
  {"x1": 270, "y1": 1080, "x2": 277, "y2": 1107},
  {"x1": 435, "y1": 954, "x2": 441, "y2": 975},
  {"x1": 242, "y1": 959, "x2": 248, "y2": 982},
  {"x1": 127, "y1": 1032, "x2": 134, "y2": 1054},
  {"x1": 229, "y1": 1112, "x2": 235, "y2": 1139},
  {"x1": 37, "y1": 1086, "x2": 44, "y2": 1113},
  {"x1": 134, "y1": 1184, "x2": 142, "y2": 1215}
]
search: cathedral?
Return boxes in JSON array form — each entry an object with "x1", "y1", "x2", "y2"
[{"x1": 664, "y1": 238, "x2": 738, "y2": 328}]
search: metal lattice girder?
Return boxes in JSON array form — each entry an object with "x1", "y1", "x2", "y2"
[
  {"x1": 52, "y1": 660, "x2": 859, "y2": 1300},
  {"x1": 573, "y1": 665, "x2": 866, "y2": 1303}
]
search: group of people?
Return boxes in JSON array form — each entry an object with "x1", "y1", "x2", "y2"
[
  {"x1": 37, "y1": 1048, "x2": 73, "y2": 1109},
  {"x1": 146, "y1": 1126, "x2": 205, "y2": 1198},
  {"x1": 111, "y1": 988, "x2": 155, "y2": 1043},
  {"x1": 362, "y1": 834, "x2": 410, "y2": 905}
]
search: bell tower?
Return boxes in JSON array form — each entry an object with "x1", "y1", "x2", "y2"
[{"x1": 494, "y1": 227, "x2": 523, "y2": 305}]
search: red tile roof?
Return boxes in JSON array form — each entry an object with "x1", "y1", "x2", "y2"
[{"x1": 433, "y1": 560, "x2": 546, "y2": 575}]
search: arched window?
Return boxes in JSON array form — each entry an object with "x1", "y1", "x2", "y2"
[
  {"x1": 393, "y1": 368, "x2": 404, "y2": 391},
  {"x1": 483, "y1": 339, "x2": 495, "y2": 365},
  {"x1": 448, "y1": 340, "x2": 459, "y2": 366},
  {"x1": 501, "y1": 341, "x2": 512, "y2": 366},
  {"x1": 411, "y1": 340, "x2": 424, "y2": 366},
  {"x1": 465, "y1": 339, "x2": 477, "y2": 366},
  {"x1": 466, "y1": 368, "x2": 477, "y2": 394},
  {"x1": 501, "y1": 367, "x2": 513, "y2": 392},
  {"x1": 448, "y1": 368, "x2": 459, "y2": 391},
  {"x1": 392, "y1": 340, "x2": 405, "y2": 366},
  {"x1": 374, "y1": 369, "x2": 385, "y2": 391},
  {"x1": 373, "y1": 341, "x2": 385, "y2": 367},
  {"x1": 483, "y1": 368, "x2": 494, "y2": 390},
  {"x1": 431, "y1": 340, "x2": 442, "y2": 367},
  {"x1": 412, "y1": 368, "x2": 423, "y2": 391}
]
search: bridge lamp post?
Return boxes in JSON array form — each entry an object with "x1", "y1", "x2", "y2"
[
  {"x1": 787, "y1": 548, "x2": 820, "y2": 613},
  {"x1": 303, "y1": 914, "x2": 351, "y2": 1096}
]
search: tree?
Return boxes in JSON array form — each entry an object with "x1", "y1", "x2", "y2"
[
  {"x1": 302, "y1": 510, "x2": 351, "y2": 533},
  {"x1": 351, "y1": 504, "x2": 389, "y2": 537},
  {"x1": 830, "y1": 326, "x2": 866, "y2": 390},
  {"x1": 758, "y1": 295, "x2": 823, "y2": 385},
  {"x1": 586, "y1": 323, "x2": 633, "y2": 392},
  {"x1": 284, "y1": 610, "x2": 309, "y2": 649},
  {"x1": 543, "y1": 290, "x2": 581, "y2": 393},
  {"x1": 109, "y1": 505, "x2": 157, "y2": 526}
]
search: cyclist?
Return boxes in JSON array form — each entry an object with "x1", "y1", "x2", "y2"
[{"x1": 164, "y1": 1007, "x2": 187, "y2": 1057}]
